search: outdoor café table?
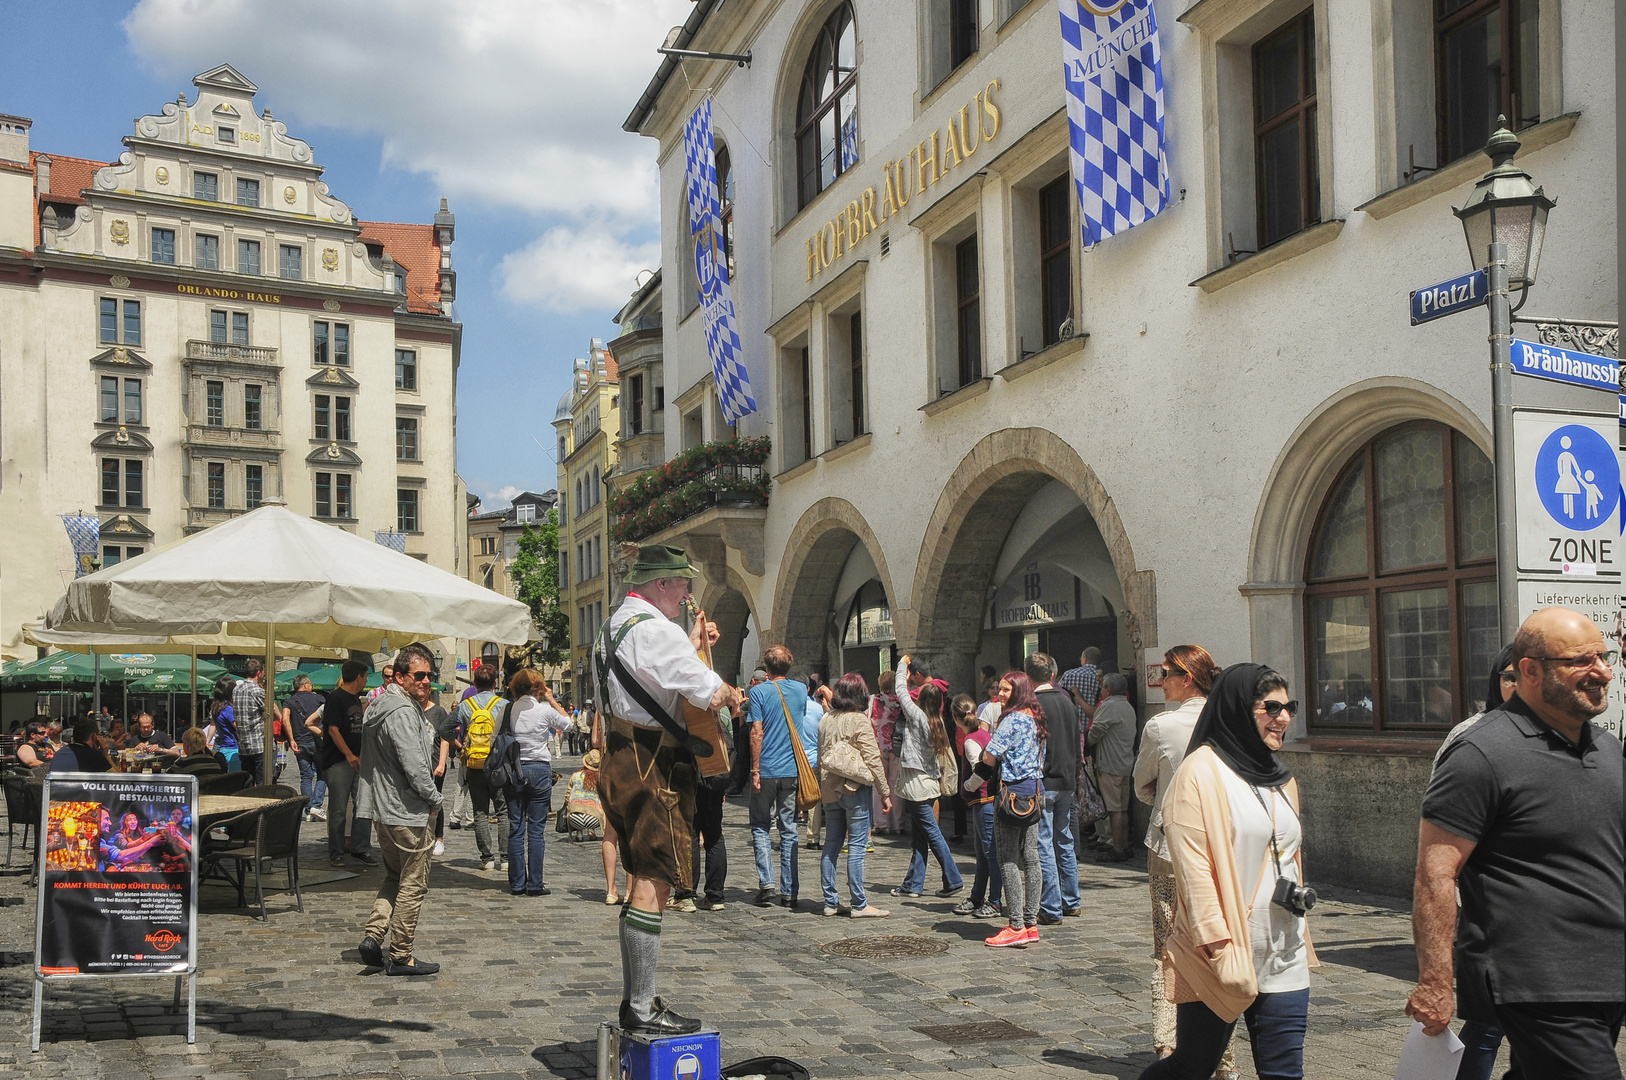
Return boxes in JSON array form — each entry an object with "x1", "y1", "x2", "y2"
[{"x1": 197, "y1": 794, "x2": 275, "y2": 820}]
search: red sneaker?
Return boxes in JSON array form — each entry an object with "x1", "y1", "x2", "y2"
[
  {"x1": 985, "y1": 926, "x2": 1028, "y2": 948},
  {"x1": 1022, "y1": 926, "x2": 1040, "y2": 944}
]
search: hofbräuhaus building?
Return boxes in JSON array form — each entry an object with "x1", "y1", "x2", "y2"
[
  {"x1": 614, "y1": 0, "x2": 1613, "y2": 893},
  {"x1": 0, "y1": 65, "x2": 466, "y2": 660}
]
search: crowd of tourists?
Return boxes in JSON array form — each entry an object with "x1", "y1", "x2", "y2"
[{"x1": 9, "y1": 593, "x2": 1621, "y2": 1076}]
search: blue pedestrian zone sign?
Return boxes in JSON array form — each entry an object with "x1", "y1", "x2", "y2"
[
  {"x1": 1534, "y1": 425, "x2": 1621, "y2": 531},
  {"x1": 1511, "y1": 339, "x2": 1622, "y2": 395},
  {"x1": 1409, "y1": 269, "x2": 1487, "y2": 325}
]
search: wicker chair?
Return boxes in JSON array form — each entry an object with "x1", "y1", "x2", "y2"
[
  {"x1": 200, "y1": 795, "x2": 309, "y2": 920},
  {"x1": 2, "y1": 771, "x2": 40, "y2": 866}
]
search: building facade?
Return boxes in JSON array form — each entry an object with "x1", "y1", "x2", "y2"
[
  {"x1": 623, "y1": 0, "x2": 1616, "y2": 893},
  {"x1": 554, "y1": 340, "x2": 620, "y2": 704},
  {"x1": 0, "y1": 65, "x2": 465, "y2": 657}
]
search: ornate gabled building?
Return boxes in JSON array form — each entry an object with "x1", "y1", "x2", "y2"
[{"x1": 0, "y1": 64, "x2": 465, "y2": 657}]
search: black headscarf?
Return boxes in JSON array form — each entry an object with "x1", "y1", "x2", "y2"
[
  {"x1": 1485, "y1": 643, "x2": 1515, "y2": 711},
  {"x1": 1186, "y1": 662, "x2": 1294, "y2": 788}
]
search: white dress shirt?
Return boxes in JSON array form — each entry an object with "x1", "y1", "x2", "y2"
[{"x1": 594, "y1": 594, "x2": 723, "y2": 730}]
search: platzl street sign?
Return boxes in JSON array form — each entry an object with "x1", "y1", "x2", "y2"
[{"x1": 1410, "y1": 269, "x2": 1488, "y2": 325}]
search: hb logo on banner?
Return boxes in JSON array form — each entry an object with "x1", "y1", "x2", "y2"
[
  {"x1": 62, "y1": 515, "x2": 100, "y2": 577},
  {"x1": 1058, "y1": 0, "x2": 1172, "y2": 245},
  {"x1": 682, "y1": 97, "x2": 757, "y2": 425}
]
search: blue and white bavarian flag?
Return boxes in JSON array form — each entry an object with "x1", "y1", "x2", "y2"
[
  {"x1": 374, "y1": 531, "x2": 407, "y2": 553},
  {"x1": 62, "y1": 515, "x2": 99, "y2": 577},
  {"x1": 1058, "y1": 0, "x2": 1171, "y2": 245},
  {"x1": 683, "y1": 97, "x2": 756, "y2": 424}
]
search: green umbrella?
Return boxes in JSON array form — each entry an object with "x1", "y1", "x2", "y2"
[
  {"x1": 275, "y1": 663, "x2": 345, "y2": 692},
  {"x1": 126, "y1": 670, "x2": 219, "y2": 694},
  {"x1": 0, "y1": 652, "x2": 227, "y2": 689}
]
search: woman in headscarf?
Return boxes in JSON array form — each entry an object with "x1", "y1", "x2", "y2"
[{"x1": 1140, "y1": 663, "x2": 1317, "y2": 1080}]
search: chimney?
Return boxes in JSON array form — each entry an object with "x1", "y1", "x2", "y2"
[
  {"x1": 0, "y1": 113, "x2": 32, "y2": 166},
  {"x1": 34, "y1": 155, "x2": 51, "y2": 195}
]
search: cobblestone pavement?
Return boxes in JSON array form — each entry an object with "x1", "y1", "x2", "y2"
[{"x1": 2, "y1": 760, "x2": 1604, "y2": 1079}]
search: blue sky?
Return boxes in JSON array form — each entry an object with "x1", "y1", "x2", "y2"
[{"x1": 1, "y1": 0, "x2": 689, "y2": 508}]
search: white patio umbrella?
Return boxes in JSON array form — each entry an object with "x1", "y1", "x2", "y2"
[{"x1": 45, "y1": 503, "x2": 534, "y2": 782}]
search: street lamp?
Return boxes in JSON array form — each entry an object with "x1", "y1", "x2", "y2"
[
  {"x1": 1454, "y1": 118, "x2": 1557, "y2": 297},
  {"x1": 1453, "y1": 118, "x2": 1558, "y2": 638}
]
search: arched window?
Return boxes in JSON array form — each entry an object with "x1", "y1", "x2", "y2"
[
  {"x1": 715, "y1": 142, "x2": 735, "y2": 282},
  {"x1": 1304, "y1": 422, "x2": 1498, "y2": 735},
  {"x1": 795, "y1": 3, "x2": 858, "y2": 210}
]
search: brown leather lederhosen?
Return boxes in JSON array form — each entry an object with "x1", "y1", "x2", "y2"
[
  {"x1": 594, "y1": 614, "x2": 698, "y2": 890},
  {"x1": 598, "y1": 717, "x2": 698, "y2": 890}
]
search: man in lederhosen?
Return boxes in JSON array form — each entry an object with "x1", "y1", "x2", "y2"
[{"x1": 595, "y1": 544, "x2": 744, "y2": 1036}]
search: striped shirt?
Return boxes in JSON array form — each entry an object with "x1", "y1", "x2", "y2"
[{"x1": 232, "y1": 678, "x2": 265, "y2": 753}]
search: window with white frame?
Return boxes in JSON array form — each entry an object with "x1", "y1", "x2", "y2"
[
  {"x1": 395, "y1": 349, "x2": 417, "y2": 390},
  {"x1": 99, "y1": 297, "x2": 141, "y2": 345},
  {"x1": 101, "y1": 457, "x2": 144, "y2": 509},
  {"x1": 238, "y1": 238, "x2": 261, "y2": 275},
  {"x1": 99, "y1": 376, "x2": 143, "y2": 426},
  {"x1": 279, "y1": 244, "x2": 302, "y2": 280},
  {"x1": 196, "y1": 233, "x2": 221, "y2": 271}
]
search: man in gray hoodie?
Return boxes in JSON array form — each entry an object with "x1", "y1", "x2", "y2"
[{"x1": 355, "y1": 643, "x2": 444, "y2": 976}]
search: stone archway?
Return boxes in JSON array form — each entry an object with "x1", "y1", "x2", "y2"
[
  {"x1": 908, "y1": 428, "x2": 1152, "y2": 692},
  {"x1": 1242, "y1": 377, "x2": 1490, "y2": 722},
  {"x1": 768, "y1": 497, "x2": 896, "y2": 677},
  {"x1": 699, "y1": 564, "x2": 759, "y2": 687}
]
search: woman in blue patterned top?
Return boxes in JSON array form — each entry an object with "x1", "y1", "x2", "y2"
[{"x1": 972, "y1": 671, "x2": 1047, "y2": 947}]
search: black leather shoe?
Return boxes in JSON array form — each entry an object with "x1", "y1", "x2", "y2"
[
  {"x1": 384, "y1": 956, "x2": 439, "y2": 976},
  {"x1": 526, "y1": 888, "x2": 552, "y2": 896},
  {"x1": 753, "y1": 886, "x2": 777, "y2": 907},
  {"x1": 619, "y1": 999, "x2": 701, "y2": 1036},
  {"x1": 358, "y1": 936, "x2": 384, "y2": 967}
]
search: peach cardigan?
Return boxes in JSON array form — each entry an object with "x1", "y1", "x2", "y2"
[{"x1": 1161, "y1": 745, "x2": 1318, "y2": 1022}]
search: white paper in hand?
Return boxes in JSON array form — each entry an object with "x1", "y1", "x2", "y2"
[{"x1": 1394, "y1": 1020, "x2": 1465, "y2": 1080}]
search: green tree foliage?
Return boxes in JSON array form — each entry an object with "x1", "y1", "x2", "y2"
[{"x1": 508, "y1": 508, "x2": 570, "y2": 670}]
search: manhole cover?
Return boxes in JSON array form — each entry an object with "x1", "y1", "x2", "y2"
[
  {"x1": 819, "y1": 934, "x2": 950, "y2": 959},
  {"x1": 912, "y1": 1020, "x2": 1040, "y2": 1045}
]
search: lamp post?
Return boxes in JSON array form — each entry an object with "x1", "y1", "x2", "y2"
[{"x1": 1453, "y1": 118, "x2": 1557, "y2": 639}]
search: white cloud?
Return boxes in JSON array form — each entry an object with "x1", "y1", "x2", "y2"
[
  {"x1": 499, "y1": 224, "x2": 660, "y2": 314},
  {"x1": 124, "y1": 0, "x2": 692, "y2": 224}
]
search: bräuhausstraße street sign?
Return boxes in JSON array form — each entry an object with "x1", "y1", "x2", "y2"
[
  {"x1": 1508, "y1": 337, "x2": 1621, "y2": 395},
  {"x1": 1410, "y1": 268, "x2": 1488, "y2": 325}
]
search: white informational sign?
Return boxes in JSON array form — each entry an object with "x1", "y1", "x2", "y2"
[
  {"x1": 1513, "y1": 410, "x2": 1624, "y2": 576},
  {"x1": 1517, "y1": 579, "x2": 1626, "y2": 739}
]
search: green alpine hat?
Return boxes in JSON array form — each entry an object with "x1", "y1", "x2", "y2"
[{"x1": 622, "y1": 544, "x2": 699, "y2": 585}]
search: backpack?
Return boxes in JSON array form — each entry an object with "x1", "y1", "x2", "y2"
[
  {"x1": 484, "y1": 726, "x2": 522, "y2": 792},
  {"x1": 461, "y1": 694, "x2": 504, "y2": 768}
]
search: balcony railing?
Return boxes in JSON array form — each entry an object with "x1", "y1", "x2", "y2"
[
  {"x1": 609, "y1": 437, "x2": 770, "y2": 543},
  {"x1": 185, "y1": 340, "x2": 279, "y2": 366}
]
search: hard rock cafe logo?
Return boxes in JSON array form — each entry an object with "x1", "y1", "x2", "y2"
[
  {"x1": 144, "y1": 929, "x2": 183, "y2": 952},
  {"x1": 692, "y1": 222, "x2": 726, "y2": 303}
]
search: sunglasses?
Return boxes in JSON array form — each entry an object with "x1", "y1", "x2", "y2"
[
  {"x1": 1163, "y1": 665, "x2": 1186, "y2": 679},
  {"x1": 407, "y1": 671, "x2": 433, "y2": 682},
  {"x1": 1257, "y1": 699, "x2": 1299, "y2": 718}
]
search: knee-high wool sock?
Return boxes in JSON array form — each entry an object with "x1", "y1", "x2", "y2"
[{"x1": 621, "y1": 905, "x2": 662, "y2": 1021}]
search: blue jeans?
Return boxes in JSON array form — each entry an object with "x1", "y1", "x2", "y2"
[
  {"x1": 821, "y1": 789, "x2": 873, "y2": 909},
  {"x1": 297, "y1": 751, "x2": 326, "y2": 810},
  {"x1": 1038, "y1": 789, "x2": 1080, "y2": 918},
  {"x1": 968, "y1": 801, "x2": 1002, "y2": 907},
  {"x1": 1138, "y1": 987, "x2": 1309, "y2": 1080},
  {"x1": 1456, "y1": 1020, "x2": 1504, "y2": 1080},
  {"x1": 750, "y1": 776, "x2": 799, "y2": 895},
  {"x1": 901, "y1": 799, "x2": 964, "y2": 894},
  {"x1": 324, "y1": 760, "x2": 370, "y2": 857},
  {"x1": 506, "y1": 762, "x2": 552, "y2": 893}
]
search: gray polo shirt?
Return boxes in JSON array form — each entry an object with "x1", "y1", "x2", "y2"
[{"x1": 1422, "y1": 694, "x2": 1624, "y2": 1019}]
